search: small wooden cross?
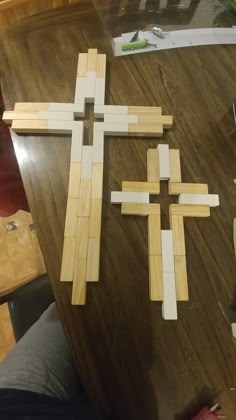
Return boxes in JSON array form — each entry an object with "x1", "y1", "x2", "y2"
[{"x1": 111, "y1": 144, "x2": 219, "y2": 320}]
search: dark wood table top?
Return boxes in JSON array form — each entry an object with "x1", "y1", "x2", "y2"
[{"x1": 1, "y1": 2, "x2": 236, "y2": 419}]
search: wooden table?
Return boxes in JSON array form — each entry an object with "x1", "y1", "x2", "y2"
[{"x1": 1, "y1": 2, "x2": 236, "y2": 419}]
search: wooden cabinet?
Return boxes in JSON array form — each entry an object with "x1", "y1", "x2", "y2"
[{"x1": 0, "y1": 0, "x2": 79, "y2": 27}]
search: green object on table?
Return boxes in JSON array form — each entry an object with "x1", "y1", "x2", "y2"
[
  {"x1": 121, "y1": 39, "x2": 149, "y2": 51},
  {"x1": 228, "y1": 0, "x2": 236, "y2": 10}
]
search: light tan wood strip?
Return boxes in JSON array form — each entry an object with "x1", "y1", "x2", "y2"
[
  {"x1": 87, "y1": 49, "x2": 97, "y2": 72},
  {"x1": 64, "y1": 198, "x2": 79, "y2": 237},
  {"x1": 91, "y1": 164, "x2": 103, "y2": 199},
  {"x1": 60, "y1": 237, "x2": 76, "y2": 282},
  {"x1": 147, "y1": 149, "x2": 159, "y2": 183},
  {"x1": 122, "y1": 181, "x2": 160, "y2": 194},
  {"x1": 174, "y1": 255, "x2": 189, "y2": 301},
  {"x1": 77, "y1": 53, "x2": 88, "y2": 77},
  {"x1": 169, "y1": 183, "x2": 208, "y2": 195},
  {"x1": 72, "y1": 258, "x2": 87, "y2": 305},
  {"x1": 138, "y1": 114, "x2": 173, "y2": 128},
  {"x1": 89, "y1": 198, "x2": 102, "y2": 238},
  {"x1": 68, "y1": 163, "x2": 81, "y2": 198},
  {"x1": 96, "y1": 54, "x2": 106, "y2": 78},
  {"x1": 128, "y1": 106, "x2": 162, "y2": 115},
  {"x1": 169, "y1": 150, "x2": 182, "y2": 183},
  {"x1": 170, "y1": 204, "x2": 210, "y2": 217},
  {"x1": 76, "y1": 217, "x2": 89, "y2": 258},
  {"x1": 149, "y1": 255, "x2": 163, "y2": 301},
  {"x1": 170, "y1": 215, "x2": 186, "y2": 255},
  {"x1": 128, "y1": 123, "x2": 163, "y2": 137},
  {"x1": 86, "y1": 238, "x2": 100, "y2": 282},
  {"x1": 121, "y1": 203, "x2": 160, "y2": 216},
  {"x1": 78, "y1": 180, "x2": 91, "y2": 216},
  {"x1": 148, "y1": 214, "x2": 161, "y2": 255}
]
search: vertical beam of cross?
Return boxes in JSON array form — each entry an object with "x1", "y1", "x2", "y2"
[
  {"x1": 111, "y1": 144, "x2": 219, "y2": 320},
  {"x1": 3, "y1": 49, "x2": 174, "y2": 305}
]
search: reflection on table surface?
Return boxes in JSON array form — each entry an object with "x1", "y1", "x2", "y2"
[{"x1": 93, "y1": 0, "x2": 236, "y2": 37}]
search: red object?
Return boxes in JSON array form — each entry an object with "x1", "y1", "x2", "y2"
[
  {"x1": 192, "y1": 407, "x2": 217, "y2": 420},
  {"x1": 192, "y1": 406, "x2": 225, "y2": 420},
  {"x1": 0, "y1": 88, "x2": 29, "y2": 217}
]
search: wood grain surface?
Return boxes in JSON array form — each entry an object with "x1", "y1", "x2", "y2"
[{"x1": 0, "y1": 2, "x2": 236, "y2": 419}]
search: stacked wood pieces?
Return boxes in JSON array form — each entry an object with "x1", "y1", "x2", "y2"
[
  {"x1": 61, "y1": 50, "x2": 106, "y2": 305},
  {"x1": 94, "y1": 104, "x2": 173, "y2": 137},
  {"x1": 111, "y1": 145, "x2": 220, "y2": 320},
  {"x1": 3, "y1": 103, "x2": 84, "y2": 134}
]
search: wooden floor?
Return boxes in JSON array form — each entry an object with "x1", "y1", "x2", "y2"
[
  {"x1": 0, "y1": 1, "x2": 236, "y2": 419},
  {"x1": 0, "y1": 304, "x2": 15, "y2": 362}
]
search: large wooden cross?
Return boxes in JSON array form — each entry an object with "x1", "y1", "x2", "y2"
[
  {"x1": 111, "y1": 144, "x2": 219, "y2": 320},
  {"x1": 3, "y1": 49, "x2": 173, "y2": 305}
]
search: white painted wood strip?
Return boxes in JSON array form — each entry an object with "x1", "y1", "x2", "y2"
[
  {"x1": 104, "y1": 114, "x2": 138, "y2": 123},
  {"x1": 48, "y1": 120, "x2": 74, "y2": 134},
  {"x1": 70, "y1": 123, "x2": 84, "y2": 163},
  {"x1": 178, "y1": 193, "x2": 220, "y2": 207},
  {"x1": 161, "y1": 230, "x2": 175, "y2": 273},
  {"x1": 81, "y1": 163, "x2": 92, "y2": 179},
  {"x1": 81, "y1": 146, "x2": 93, "y2": 179},
  {"x1": 38, "y1": 111, "x2": 74, "y2": 120},
  {"x1": 162, "y1": 272, "x2": 178, "y2": 320},
  {"x1": 111, "y1": 191, "x2": 149, "y2": 204},
  {"x1": 82, "y1": 146, "x2": 93, "y2": 163},
  {"x1": 94, "y1": 104, "x2": 128, "y2": 118},
  {"x1": 74, "y1": 76, "x2": 86, "y2": 104},
  {"x1": 49, "y1": 102, "x2": 85, "y2": 117},
  {"x1": 95, "y1": 78, "x2": 105, "y2": 105},
  {"x1": 158, "y1": 144, "x2": 170, "y2": 180},
  {"x1": 104, "y1": 121, "x2": 128, "y2": 136}
]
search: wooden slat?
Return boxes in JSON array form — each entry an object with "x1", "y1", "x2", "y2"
[
  {"x1": 12, "y1": 119, "x2": 48, "y2": 133},
  {"x1": 138, "y1": 114, "x2": 173, "y2": 128},
  {"x1": 68, "y1": 163, "x2": 81, "y2": 198},
  {"x1": 78, "y1": 180, "x2": 91, "y2": 216},
  {"x1": 89, "y1": 198, "x2": 102, "y2": 238},
  {"x1": 169, "y1": 149, "x2": 182, "y2": 183},
  {"x1": 77, "y1": 53, "x2": 88, "y2": 77},
  {"x1": 87, "y1": 49, "x2": 97, "y2": 72},
  {"x1": 72, "y1": 258, "x2": 87, "y2": 305},
  {"x1": 86, "y1": 238, "x2": 100, "y2": 282},
  {"x1": 148, "y1": 214, "x2": 161, "y2": 255},
  {"x1": 174, "y1": 255, "x2": 189, "y2": 301},
  {"x1": 128, "y1": 106, "x2": 162, "y2": 115},
  {"x1": 64, "y1": 198, "x2": 79, "y2": 237},
  {"x1": 122, "y1": 181, "x2": 160, "y2": 194},
  {"x1": 96, "y1": 54, "x2": 106, "y2": 78},
  {"x1": 60, "y1": 237, "x2": 76, "y2": 282},
  {"x1": 170, "y1": 204, "x2": 210, "y2": 217},
  {"x1": 14, "y1": 102, "x2": 49, "y2": 111},
  {"x1": 169, "y1": 183, "x2": 208, "y2": 195},
  {"x1": 121, "y1": 203, "x2": 160, "y2": 216},
  {"x1": 147, "y1": 149, "x2": 159, "y2": 183},
  {"x1": 149, "y1": 255, "x2": 163, "y2": 301},
  {"x1": 170, "y1": 215, "x2": 186, "y2": 255},
  {"x1": 91, "y1": 164, "x2": 103, "y2": 199},
  {"x1": 128, "y1": 123, "x2": 163, "y2": 137},
  {"x1": 76, "y1": 217, "x2": 89, "y2": 258}
]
